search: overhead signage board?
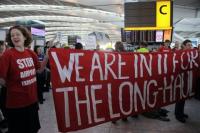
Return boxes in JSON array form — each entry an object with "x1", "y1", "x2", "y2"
[
  {"x1": 124, "y1": 1, "x2": 156, "y2": 28},
  {"x1": 124, "y1": 0, "x2": 172, "y2": 31},
  {"x1": 156, "y1": 1, "x2": 171, "y2": 28}
]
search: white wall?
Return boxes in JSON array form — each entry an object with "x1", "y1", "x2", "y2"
[{"x1": 0, "y1": 30, "x2": 6, "y2": 41}]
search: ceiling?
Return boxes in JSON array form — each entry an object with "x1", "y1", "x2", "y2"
[
  {"x1": 174, "y1": 0, "x2": 200, "y2": 9},
  {"x1": 0, "y1": 0, "x2": 200, "y2": 42}
]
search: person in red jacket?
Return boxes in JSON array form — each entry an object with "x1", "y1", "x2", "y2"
[
  {"x1": 158, "y1": 40, "x2": 172, "y2": 52},
  {"x1": 0, "y1": 25, "x2": 48, "y2": 133}
]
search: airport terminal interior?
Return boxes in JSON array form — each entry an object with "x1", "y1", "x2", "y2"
[{"x1": 0, "y1": 0, "x2": 200, "y2": 133}]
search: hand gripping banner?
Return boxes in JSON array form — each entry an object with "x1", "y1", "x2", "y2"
[{"x1": 48, "y1": 49, "x2": 199, "y2": 132}]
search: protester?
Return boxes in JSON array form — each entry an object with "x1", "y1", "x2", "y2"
[
  {"x1": 0, "y1": 25, "x2": 48, "y2": 133},
  {"x1": 136, "y1": 42, "x2": 149, "y2": 119},
  {"x1": 35, "y1": 47, "x2": 46, "y2": 104},
  {"x1": 0, "y1": 41, "x2": 8, "y2": 132},
  {"x1": 62, "y1": 43, "x2": 70, "y2": 49},
  {"x1": 44, "y1": 41, "x2": 53, "y2": 92},
  {"x1": 0, "y1": 41, "x2": 6, "y2": 56},
  {"x1": 175, "y1": 39, "x2": 192, "y2": 123},
  {"x1": 75, "y1": 42, "x2": 83, "y2": 50},
  {"x1": 112, "y1": 41, "x2": 127, "y2": 123},
  {"x1": 115, "y1": 41, "x2": 125, "y2": 52},
  {"x1": 136, "y1": 41, "x2": 170, "y2": 121},
  {"x1": 137, "y1": 41, "x2": 149, "y2": 52},
  {"x1": 96, "y1": 44, "x2": 100, "y2": 50},
  {"x1": 172, "y1": 41, "x2": 180, "y2": 51},
  {"x1": 158, "y1": 40, "x2": 171, "y2": 52},
  {"x1": 195, "y1": 44, "x2": 200, "y2": 100},
  {"x1": 151, "y1": 47, "x2": 158, "y2": 52},
  {"x1": 154, "y1": 40, "x2": 172, "y2": 121}
]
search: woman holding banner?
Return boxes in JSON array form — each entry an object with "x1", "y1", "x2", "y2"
[{"x1": 0, "y1": 25, "x2": 48, "y2": 133}]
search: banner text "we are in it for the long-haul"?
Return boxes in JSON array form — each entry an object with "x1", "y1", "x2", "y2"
[{"x1": 49, "y1": 49, "x2": 199, "y2": 132}]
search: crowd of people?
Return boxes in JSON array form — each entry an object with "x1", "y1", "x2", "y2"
[{"x1": 0, "y1": 25, "x2": 199, "y2": 133}]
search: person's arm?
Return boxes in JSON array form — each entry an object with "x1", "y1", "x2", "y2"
[
  {"x1": 37, "y1": 56, "x2": 48, "y2": 73},
  {"x1": 0, "y1": 78, "x2": 5, "y2": 86},
  {"x1": 37, "y1": 48, "x2": 49, "y2": 73}
]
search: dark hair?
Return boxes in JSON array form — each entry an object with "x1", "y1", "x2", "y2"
[
  {"x1": 46, "y1": 41, "x2": 49, "y2": 45},
  {"x1": 164, "y1": 40, "x2": 171, "y2": 43},
  {"x1": 75, "y1": 43, "x2": 83, "y2": 49},
  {"x1": 6, "y1": 25, "x2": 32, "y2": 47},
  {"x1": 115, "y1": 41, "x2": 124, "y2": 52},
  {"x1": 0, "y1": 41, "x2": 5, "y2": 46},
  {"x1": 182, "y1": 39, "x2": 192, "y2": 46},
  {"x1": 139, "y1": 41, "x2": 148, "y2": 47}
]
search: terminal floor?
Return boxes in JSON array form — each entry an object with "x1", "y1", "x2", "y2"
[{"x1": 38, "y1": 91, "x2": 200, "y2": 133}]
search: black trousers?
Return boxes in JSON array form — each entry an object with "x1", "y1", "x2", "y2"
[
  {"x1": 175, "y1": 100, "x2": 185, "y2": 118},
  {"x1": 7, "y1": 103, "x2": 40, "y2": 133},
  {"x1": 0, "y1": 86, "x2": 7, "y2": 118},
  {"x1": 195, "y1": 77, "x2": 200, "y2": 100},
  {"x1": 44, "y1": 70, "x2": 51, "y2": 92},
  {"x1": 36, "y1": 72, "x2": 45, "y2": 103}
]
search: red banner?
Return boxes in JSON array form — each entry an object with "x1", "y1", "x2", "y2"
[{"x1": 49, "y1": 49, "x2": 199, "y2": 132}]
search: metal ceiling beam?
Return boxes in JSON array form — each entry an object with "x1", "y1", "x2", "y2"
[
  {"x1": 189, "y1": 31, "x2": 200, "y2": 37},
  {"x1": 173, "y1": 32, "x2": 185, "y2": 42},
  {"x1": 0, "y1": 15, "x2": 99, "y2": 23},
  {"x1": 175, "y1": 26, "x2": 200, "y2": 32}
]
